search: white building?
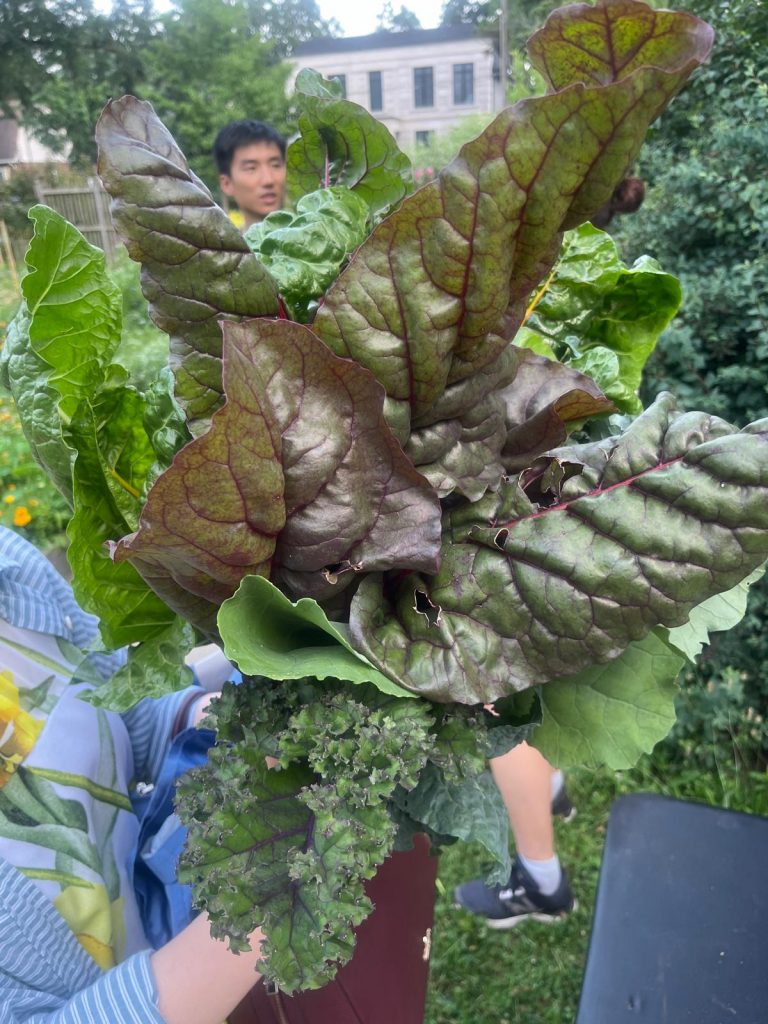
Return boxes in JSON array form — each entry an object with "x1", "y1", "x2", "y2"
[
  {"x1": 290, "y1": 26, "x2": 504, "y2": 151},
  {"x1": 0, "y1": 119, "x2": 68, "y2": 180}
]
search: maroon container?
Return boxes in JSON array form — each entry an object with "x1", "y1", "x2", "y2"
[{"x1": 229, "y1": 834, "x2": 438, "y2": 1024}]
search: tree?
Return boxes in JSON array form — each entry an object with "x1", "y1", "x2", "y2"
[
  {"x1": 138, "y1": 0, "x2": 290, "y2": 186},
  {"x1": 0, "y1": 0, "x2": 86, "y2": 112},
  {"x1": 376, "y1": 2, "x2": 422, "y2": 32},
  {"x1": 3, "y1": 0, "x2": 335, "y2": 171},
  {"x1": 23, "y1": 1, "x2": 157, "y2": 167},
  {"x1": 246, "y1": 0, "x2": 338, "y2": 55}
]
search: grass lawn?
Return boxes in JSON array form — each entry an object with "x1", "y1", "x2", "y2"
[{"x1": 425, "y1": 755, "x2": 768, "y2": 1024}]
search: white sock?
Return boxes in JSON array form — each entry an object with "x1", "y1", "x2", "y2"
[
  {"x1": 550, "y1": 769, "x2": 564, "y2": 800},
  {"x1": 519, "y1": 853, "x2": 562, "y2": 896}
]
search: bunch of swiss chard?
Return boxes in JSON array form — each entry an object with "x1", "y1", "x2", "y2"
[{"x1": 3, "y1": 0, "x2": 768, "y2": 993}]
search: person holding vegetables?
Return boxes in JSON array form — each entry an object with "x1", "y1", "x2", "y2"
[{"x1": 0, "y1": 525, "x2": 267, "y2": 1024}]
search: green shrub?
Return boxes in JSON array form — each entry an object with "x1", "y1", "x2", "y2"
[{"x1": 614, "y1": 0, "x2": 768, "y2": 768}]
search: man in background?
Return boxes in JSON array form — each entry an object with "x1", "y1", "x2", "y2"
[{"x1": 213, "y1": 120, "x2": 287, "y2": 229}]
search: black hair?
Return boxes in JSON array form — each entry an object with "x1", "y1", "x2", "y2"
[{"x1": 213, "y1": 120, "x2": 287, "y2": 176}]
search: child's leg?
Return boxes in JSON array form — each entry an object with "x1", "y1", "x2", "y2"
[{"x1": 490, "y1": 741, "x2": 555, "y2": 860}]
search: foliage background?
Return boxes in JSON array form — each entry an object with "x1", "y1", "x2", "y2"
[{"x1": 613, "y1": 0, "x2": 768, "y2": 772}]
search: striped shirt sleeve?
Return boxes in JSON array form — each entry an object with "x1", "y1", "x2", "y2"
[
  {"x1": 0, "y1": 859, "x2": 165, "y2": 1024},
  {"x1": 2, "y1": 952, "x2": 167, "y2": 1024}
]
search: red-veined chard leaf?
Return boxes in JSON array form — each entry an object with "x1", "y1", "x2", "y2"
[
  {"x1": 312, "y1": 1, "x2": 711, "y2": 492},
  {"x1": 515, "y1": 224, "x2": 682, "y2": 414},
  {"x1": 349, "y1": 395, "x2": 768, "y2": 703},
  {"x1": 500, "y1": 347, "x2": 614, "y2": 472},
  {"x1": 96, "y1": 96, "x2": 280, "y2": 434},
  {"x1": 287, "y1": 69, "x2": 413, "y2": 222},
  {"x1": 113, "y1": 318, "x2": 441, "y2": 627}
]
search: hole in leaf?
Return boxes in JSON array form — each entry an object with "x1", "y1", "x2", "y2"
[
  {"x1": 414, "y1": 589, "x2": 440, "y2": 627},
  {"x1": 322, "y1": 560, "x2": 363, "y2": 585},
  {"x1": 494, "y1": 528, "x2": 509, "y2": 549}
]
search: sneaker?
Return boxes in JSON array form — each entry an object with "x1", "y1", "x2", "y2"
[
  {"x1": 551, "y1": 781, "x2": 577, "y2": 822},
  {"x1": 454, "y1": 858, "x2": 575, "y2": 930}
]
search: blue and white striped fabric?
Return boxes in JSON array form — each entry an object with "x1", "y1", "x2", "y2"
[
  {"x1": 0, "y1": 526, "x2": 203, "y2": 1020},
  {"x1": 0, "y1": 859, "x2": 164, "y2": 1023}
]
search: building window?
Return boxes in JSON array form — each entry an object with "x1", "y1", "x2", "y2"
[
  {"x1": 453, "y1": 63, "x2": 474, "y2": 105},
  {"x1": 415, "y1": 130, "x2": 433, "y2": 147},
  {"x1": 329, "y1": 74, "x2": 346, "y2": 97},
  {"x1": 413, "y1": 67, "x2": 434, "y2": 108},
  {"x1": 369, "y1": 70, "x2": 383, "y2": 111}
]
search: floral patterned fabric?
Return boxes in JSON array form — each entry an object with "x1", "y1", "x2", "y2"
[{"x1": 0, "y1": 618, "x2": 147, "y2": 968}]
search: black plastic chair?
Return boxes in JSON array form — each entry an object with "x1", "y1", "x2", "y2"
[{"x1": 576, "y1": 793, "x2": 768, "y2": 1023}]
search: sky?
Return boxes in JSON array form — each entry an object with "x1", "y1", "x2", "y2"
[{"x1": 319, "y1": 0, "x2": 446, "y2": 37}]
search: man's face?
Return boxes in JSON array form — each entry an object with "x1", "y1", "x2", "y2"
[{"x1": 219, "y1": 141, "x2": 286, "y2": 223}]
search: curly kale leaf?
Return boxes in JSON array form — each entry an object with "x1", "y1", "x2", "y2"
[{"x1": 177, "y1": 679, "x2": 434, "y2": 992}]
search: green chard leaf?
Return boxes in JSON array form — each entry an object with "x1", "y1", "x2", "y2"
[
  {"x1": 394, "y1": 763, "x2": 511, "y2": 886},
  {"x1": 0, "y1": 207, "x2": 123, "y2": 501},
  {"x1": 66, "y1": 391, "x2": 178, "y2": 647},
  {"x1": 531, "y1": 631, "x2": 684, "y2": 770},
  {"x1": 217, "y1": 575, "x2": 415, "y2": 698},
  {"x1": 244, "y1": 186, "x2": 370, "y2": 322},
  {"x1": 484, "y1": 690, "x2": 543, "y2": 760},
  {"x1": 287, "y1": 68, "x2": 413, "y2": 221},
  {"x1": 0, "y1": 207, "x2": 180, "y2": 650},
  {"x1": 311, "y1": 1, "x2": 712, "y2": 495},
  {"x1": 141, "y1": 366, "x2": 191, "y2": 493},
  {"x1": 96, "y1": 96, "x2": 280, "y2": 434},
  {"x1": 113, "y1": 319, "x2": 441, "y2": 627},
  {"x1": 516, "y1": 224, "x2": 682, "y2": 414},
  {"x1": 349, "y1": 395, "x2": 768, "y2": 703},
  {"x1": 82, "y1": 617, "x2": 196, "y2": 712},
  {"x1": 663, "y1": 563, "x2": 767, "y2": 663}
]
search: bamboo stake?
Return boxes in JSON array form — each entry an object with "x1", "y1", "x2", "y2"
[{"x1": 0, "y1": 219, "x2": 19, "y2": 293}]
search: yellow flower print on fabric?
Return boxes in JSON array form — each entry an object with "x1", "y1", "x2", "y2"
[
  {"x1": 55, "y1": 885, "x2": 126, "y2": 970},
  {"x1": 0, "y1": 669, "x2": 44, "y2": 786}
]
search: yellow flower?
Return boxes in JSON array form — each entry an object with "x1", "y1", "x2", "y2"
[
  {"x1": 0, "y1": 670, "x2": 44, "y2": 786},
  {"x1": 13, "y1": 506, "x2": 31, "y2": 527},
  {"x1": 2, "y1": 494, "x2": 14, "y2": 504}
]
